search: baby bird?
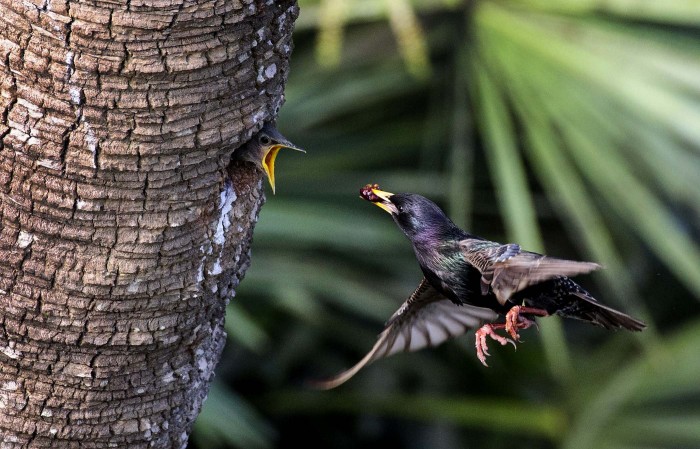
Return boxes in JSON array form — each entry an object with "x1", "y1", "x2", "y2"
[{"x1": 234, "y1": 123, "x2": 304, "y2": 193}]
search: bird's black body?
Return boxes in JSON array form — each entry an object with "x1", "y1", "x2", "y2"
[
  {"x1": 387, "y1": 192, "x2": 644, "y2": 330},
  {"x1": 312, "y1": 187, "x2": 644, "y2": 388},
  {"x1": 416, "y1": 236, "x2": 508, "y2": 313}
]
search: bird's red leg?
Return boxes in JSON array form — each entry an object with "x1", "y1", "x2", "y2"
[
  {"x1": 505, "y1": 306, "x2": 549, "y2": 341},
  {"x1": 475, "y1": 323, "x2": 516, "y2": 367},
  {"x1": 476, "y1": 307, "x2": 550, "y2": 366}
]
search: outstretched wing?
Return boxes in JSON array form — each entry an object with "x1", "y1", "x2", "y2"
[
  {"x1": 459, "y1": 239, "x2": 601, "y2": 305},
  {"x1": 311, "y1": 278, "x2": 498, "y2": 390}
]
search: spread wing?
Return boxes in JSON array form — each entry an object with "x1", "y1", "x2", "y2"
[
  {"x1": 311, "y1": 278, "x2": 498, "y2": 390},
  {"x1": 459, "y1": 239, "x2": 601, "y2": 305}
]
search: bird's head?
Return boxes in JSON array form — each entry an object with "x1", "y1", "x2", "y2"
[
  {"x1": 360, "y1": 184, "x2": 456, "y2": 241},
  {"x1": 237, "y1": 123, "x2": 305, "y2": 193}
]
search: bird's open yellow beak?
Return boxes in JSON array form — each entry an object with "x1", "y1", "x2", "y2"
[
  {"x1": 369, "y1": 188, "x2": 398, "y2": 214},
  {"x1": 262, "y1": 144, "x2": 305, "y2": 194}
]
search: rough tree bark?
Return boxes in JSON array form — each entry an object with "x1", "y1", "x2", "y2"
[{"x1": 0, "y1": 0, "x2": 297, "y2": 447}]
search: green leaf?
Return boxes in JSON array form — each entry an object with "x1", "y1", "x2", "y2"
[
  {"x1": 266, "y1": 390, "x2": 567, "y2": 440},
  {"x1": 564, "y1": 321, "x2": 700, "y2": 449},
  {"x1": 471, "y1": 52, "x2": 543, "y2": 251},
  {"x1": 225, "y1": 303, "x2": 271, "y2": 353},
  {"x1": 193, "y1": 383, "x2": 275, "y2": 449},
  {"x1": 315, "y1": 0, "x2": 348, "y2": 68}
]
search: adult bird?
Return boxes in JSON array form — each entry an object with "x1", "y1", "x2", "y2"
[
  {"x1": 234, "y1": 122, "x2": 304, "y2": 193},
  {"x1": 313, "y1": 185, "x2": 645, "y2": 389}
]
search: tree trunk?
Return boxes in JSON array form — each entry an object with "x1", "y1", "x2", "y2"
[{"x1": 0, "y1": 1, "x2": 297, "y2": 447}]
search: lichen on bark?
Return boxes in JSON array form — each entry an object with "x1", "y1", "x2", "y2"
[{"x1": 0, "y1": 1, "x2": 298, "y2": 447}]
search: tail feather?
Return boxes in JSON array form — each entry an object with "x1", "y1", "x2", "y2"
[
  {"x1": 519, "y1": 276, "x2": 646, "y2": 331},
  {"x1": 561, "y1": 292, "x2": 646, "y2": 331}
]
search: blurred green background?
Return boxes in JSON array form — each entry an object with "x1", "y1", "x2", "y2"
[{"x1": 192, "y1": 1, "x2": 700, "y2": 448}]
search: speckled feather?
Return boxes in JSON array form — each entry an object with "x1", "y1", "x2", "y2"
[{"x1": 459, "y1": 239, "x2": 601, "y2": 306}]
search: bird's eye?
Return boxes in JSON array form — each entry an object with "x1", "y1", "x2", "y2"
[
  {"x1": 260, "y1": 135, "x2": 271, "y2": 145},
  {"x1": 397, "y1": 205, "x2": 404, "y2": 213}
]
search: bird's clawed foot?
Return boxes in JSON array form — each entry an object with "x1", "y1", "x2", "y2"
[
  {"x1": 475, "y1": 306, "x2": 549, "y2": 366},
  {"x1": 504, "y1": 306, "x2": 549, "y2": 341},
  {"x1": 475, "y1": 323, "x2": 515, "y2": 367}
]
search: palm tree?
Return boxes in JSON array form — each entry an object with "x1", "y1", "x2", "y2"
[
  {"x1": 195, "y1": 1, "x2": 700, "y2": 448},
  {"x1": 0, "y1": 1, "x2": 298, "y2": 447}
]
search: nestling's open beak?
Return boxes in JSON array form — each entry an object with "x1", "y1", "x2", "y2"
[
  {"x1": 262, "y1": 144, "x2": 306, "y2": 194},
  {"x1": 369, "y1": 188, "x2": 398, "y2": 214}
]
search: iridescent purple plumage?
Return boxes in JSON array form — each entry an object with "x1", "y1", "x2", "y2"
[{"x1": 312, "y1": 189, "x2": 645, "y2": 388}]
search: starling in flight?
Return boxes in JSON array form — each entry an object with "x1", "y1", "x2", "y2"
[
  {"x1": 313, "y1": 184, "x2": 645, "y2": 389},
  {"x1": 234, "y1": 122, "x2": 304, "y2": 193}
]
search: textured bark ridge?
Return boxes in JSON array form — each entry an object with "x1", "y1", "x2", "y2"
[{"x1": 0, "y1": 0, "x2": 297, "y2": 447}]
